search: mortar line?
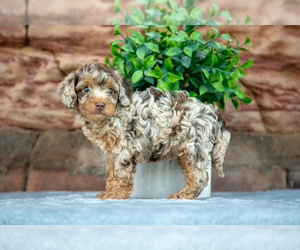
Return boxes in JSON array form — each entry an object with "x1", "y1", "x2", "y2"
[
  {"x1": 25, "y1": 0, "x2": 30, "y2": 25},
  {"x1": 24, "y1": 132, "x2": 41, "y2": 191}
]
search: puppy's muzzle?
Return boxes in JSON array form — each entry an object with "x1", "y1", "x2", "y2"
[{"x1": 95, "y1": 102, "x2": 105, "y2": 111}]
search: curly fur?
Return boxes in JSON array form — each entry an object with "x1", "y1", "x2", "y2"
[{"x1": 58, "y1": 62, "x2": 231, "y2": 199}]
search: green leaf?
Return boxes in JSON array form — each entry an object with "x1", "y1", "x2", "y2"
[
  {"x1": 164, "y1": 57, "x2": 173, "y2": 72},
  {"x1": 178, "y1": 30, "x2": 189, "y2": 40},
  {"x1": 189, "y1": 77, "x2": 199, "y2": 88},
  {"x1": 117, "y1": 60, "x2": 125, "y2": 75},
  {"x1": 189, "y1": 31, "x2": 203, "y2": 41},
  {"x1": 220, "y1": 33, "x2": 232, "y2": 41},
  {"x1": 244, "y1": 13, "x2": 251, "y2": 25},
  {"x1": 211, "y1": 1, "x2": 220, "y2": 11},
  {"x1": 168, "y1": 0, "x2": 178, "y2": 10},
  {"x1": 199, "y1": 85, "x2": 208, "y2": 95},
  {"x1": 143, "y1": 55, "x2": 155, "y2": 68},
  {"x1": 136, "y1": 48, "x2": 145, "y2": 60},
  {"x1": 220, "y1": 10, "x2": 232, "y2": 22},
  {"x1": 234, "y1": 34, "x2": 239, "y2": 46},
  {"x1": 211, "y1": 82, "x2": 225, "y2": 92},
  {"x1": 234, "y1": 12, "x2": 239, "y2": 25},
  {"x1": 189, "y1": 8, "x2": 202, "y2": 19},
  {"x1": 157, "y1": 80, "x2": 171, "y2": 91},
  {"x1": 201, "y1": 69, "x2": 210, "y2": 79},
  {"x1": 150, "y1": 64, "x2": 163, "y2": 79},
  {"x1": 234, "y1": 89, "x2": 245, "y2": 99},
  {"x1": 104, "y1": 55, "x2": 112, "y2": 67},
  {"x1": 132, "y1": 59, "x2": 143, "y2": 70},
  {"x1": 130, "y1": 31, "x2": 144, "y2": 45},
  {"x1": 212, "y1": 26, "x2": 220, "y2": 34},
  {"x1": 129, "y1": 7, "x2": 145, "y2": 24},
  {"x1": 145, "y1": 43, "x2": 159, "y2": 53},
  {"x1": 114, "y1": 25, "x2": 121, "y2": 35},
  {"x1": 225, "y1": 92, "x2": 229, "y2": 102},
  {"x1": 145, "y1": 76, "x2": 155, "y2": 85},
  {"x1": 170, "y1": 35, "x2": 186, "y2": 42},
  {"x1": 205, "y1": 41, "x2": 218, "y2": 48},
  {"x1": 239, "y1": 68, "x2": 246, "y2": 77},
  {"x1": 221, "y1": 61, "x2": 233, "y2": 71},
  {"x1": 183, "y1": 47, "x2": 193, "y2": 57},
  {"x1": 167, "y1": 73, "x2": 180, "y2": 82},
  {"x1": 169, "y1": 26, "x2": 178, "y2": 33},
  {"x1": 110, "y1": 46, "x2": 121, "y2": 57},
  {"x1": 164, "y1": 47, "x2": 182, "y2": 57},
  {"x1": 114, "y1": 0, "x2": 121, "y2": 13},
  {"x1": 181, "y1": 56, "x2": 191, "y2": 68},
  {"x1": 241, "y1": 59, "x2": 254, "y2": 68},
  {"x1": 176, "y1": 72, "x2": 184, "y2": 80},
  {"x1": 121, "y1": 44, "x2": 135, "y2": 53},
  {"x1": 189, "y1": 91, "x2": 198, "y2": 97},
  {"x1": 232, "y1": 99, "x2": 239, "y2": 110},
  {"x1": 240, "y1": 97, "x2": 252, "y2": 104},
  {"x1": 178, "y1": 6, "x2": 189, "y2": 18},
  {"x1": 245, "y1": 35, "x2": 252, "y2": 46},
  {"x1": 132, "y1": 70, "x2": 144, "y2": 83}
]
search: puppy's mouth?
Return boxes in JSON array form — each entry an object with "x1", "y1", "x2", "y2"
[{"x1": 93, "y1": 110, "x2": 106, "y2": 115}]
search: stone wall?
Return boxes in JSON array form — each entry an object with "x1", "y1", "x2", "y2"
[
  {"x1": 1, "y1": 0, "x2": 300, "y2": 25},
  {"x1": 0, "y1": 25, "x2": 300, "y2": 193}
]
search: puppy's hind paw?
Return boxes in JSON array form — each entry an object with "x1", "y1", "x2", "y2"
[
  {"x1": 94, "y1": 191, "x2": 130, "y2": 199},
  {"x1": 167, "y1": 191, "x2": 197, "y2": 200},
  {"x1": 94, "y1": 192, "x2": 109, "y2": 199}
]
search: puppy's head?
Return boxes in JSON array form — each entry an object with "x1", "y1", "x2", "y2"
[{"x1": 57, "y1": 62, "x2": 132, "y2": 122}]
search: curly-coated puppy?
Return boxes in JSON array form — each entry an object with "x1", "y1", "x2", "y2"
[{"x1": 57, "y1": 62, "x2": 231, "y2": 199}]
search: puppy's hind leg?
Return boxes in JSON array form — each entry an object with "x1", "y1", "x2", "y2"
[
  {"x1": 95, "y1": 155, "x2": 136, "y2": 199},
  {"x1": 168, "y1": 144, "x2": 209, "y2": 199}
]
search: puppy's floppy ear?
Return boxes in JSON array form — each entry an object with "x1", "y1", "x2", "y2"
[
  {"x1": 114, "y1": 70, "x2": 133, "y2": 107},
  {"x1": 57, "y1": 72, "x2": 78, "y2": 108}
]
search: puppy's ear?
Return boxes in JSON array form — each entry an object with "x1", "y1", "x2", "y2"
[
  {"x1": 114, "y1": 70, "x2": 133, "y2": 107},
  {"x1": 57, "y1": 72, "x2": 78, "y2": 108}
]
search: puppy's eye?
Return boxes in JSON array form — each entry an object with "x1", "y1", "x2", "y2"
[
  {"x1": 83, "y1": 87, "x2": 89, "y2": 93},
  {"x1": 109, "y1": 88, "x2": 114, "y2": 95}
]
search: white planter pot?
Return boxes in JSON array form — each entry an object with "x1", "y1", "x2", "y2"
[{"x1": 130, "y1": 155, "x2": 211, "y2": 199}]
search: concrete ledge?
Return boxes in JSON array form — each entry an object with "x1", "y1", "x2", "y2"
[{"x1": 0, "y1": 190, "x2": 299, "y2": 225}]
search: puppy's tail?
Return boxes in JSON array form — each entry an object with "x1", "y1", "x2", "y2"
[{"x1": 211, "y1": 120, "x2": 231, "y2": 177}]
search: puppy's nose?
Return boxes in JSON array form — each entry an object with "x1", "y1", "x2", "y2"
[{"x1": 95, "y1": 102, "x2": 105, "y2": 110}]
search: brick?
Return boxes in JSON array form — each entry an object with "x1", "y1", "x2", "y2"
[
  {"x1": 0, "y1": 25, "x2": 26, "y2": 47},
  {"x1": 212, "y1": 132, "x2": 288, "y2": 191},
  {"x1": 31, "y1": 129, "x2": 106, "y2": 175},
  {"x1": 0, "y1": 126, "x2": 39, "y2": 191},
  {"x1": 0, "y1": 0, "x2": 26, "y2": 25},
  {"x1": 27, "y1": 169, "x2": 106, "y2": 191}
]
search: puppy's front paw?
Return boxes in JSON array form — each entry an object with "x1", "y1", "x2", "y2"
[
  {"x1": 94, "y1": 191, "x2": 130, "y2": 199},
  {"x1": 94, "y1": 192, "x2": 110, "y2": 199},
  {"x1": 167, "y1": 191, "x2": 196, "y2": 200},
  {"x1": 167, "y1": 193, "x2": 180, "y2": 199}
]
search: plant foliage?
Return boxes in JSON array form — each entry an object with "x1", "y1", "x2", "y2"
[
  {"x1": 106, "y1": 25, "x2": 254, "y2": 110},
  {"x1": 111, "y1": 0, "x2": 251, "y2": 25}
]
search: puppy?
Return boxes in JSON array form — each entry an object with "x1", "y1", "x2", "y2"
[{"x1": 57, "y1": 62, "x2": 231, "y2": 199}]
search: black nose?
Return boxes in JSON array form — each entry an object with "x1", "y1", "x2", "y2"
[{"x1": 95, "y1": 102, "x2": 105, "y2": 110}]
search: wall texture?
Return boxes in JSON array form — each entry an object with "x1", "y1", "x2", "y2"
[
  {"x1": 0, "y1": 25, "x2": 299, "y2": 193},
  {"x1": 1, "y1": 0, "x2": 300, "y2": 25}
]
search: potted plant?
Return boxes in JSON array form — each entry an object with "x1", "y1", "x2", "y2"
[{"x1": 105, "y1": 1, "x2": 253, "y2": 199}]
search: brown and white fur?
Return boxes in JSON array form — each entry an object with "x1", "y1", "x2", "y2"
[{"x1": 57, "y1": 62, "x2": 231, "y2": 199}]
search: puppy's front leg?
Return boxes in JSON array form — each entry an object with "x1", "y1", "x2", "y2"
[{"x1": 95, "y1": 155, "x2": 136, "y2": 199}]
